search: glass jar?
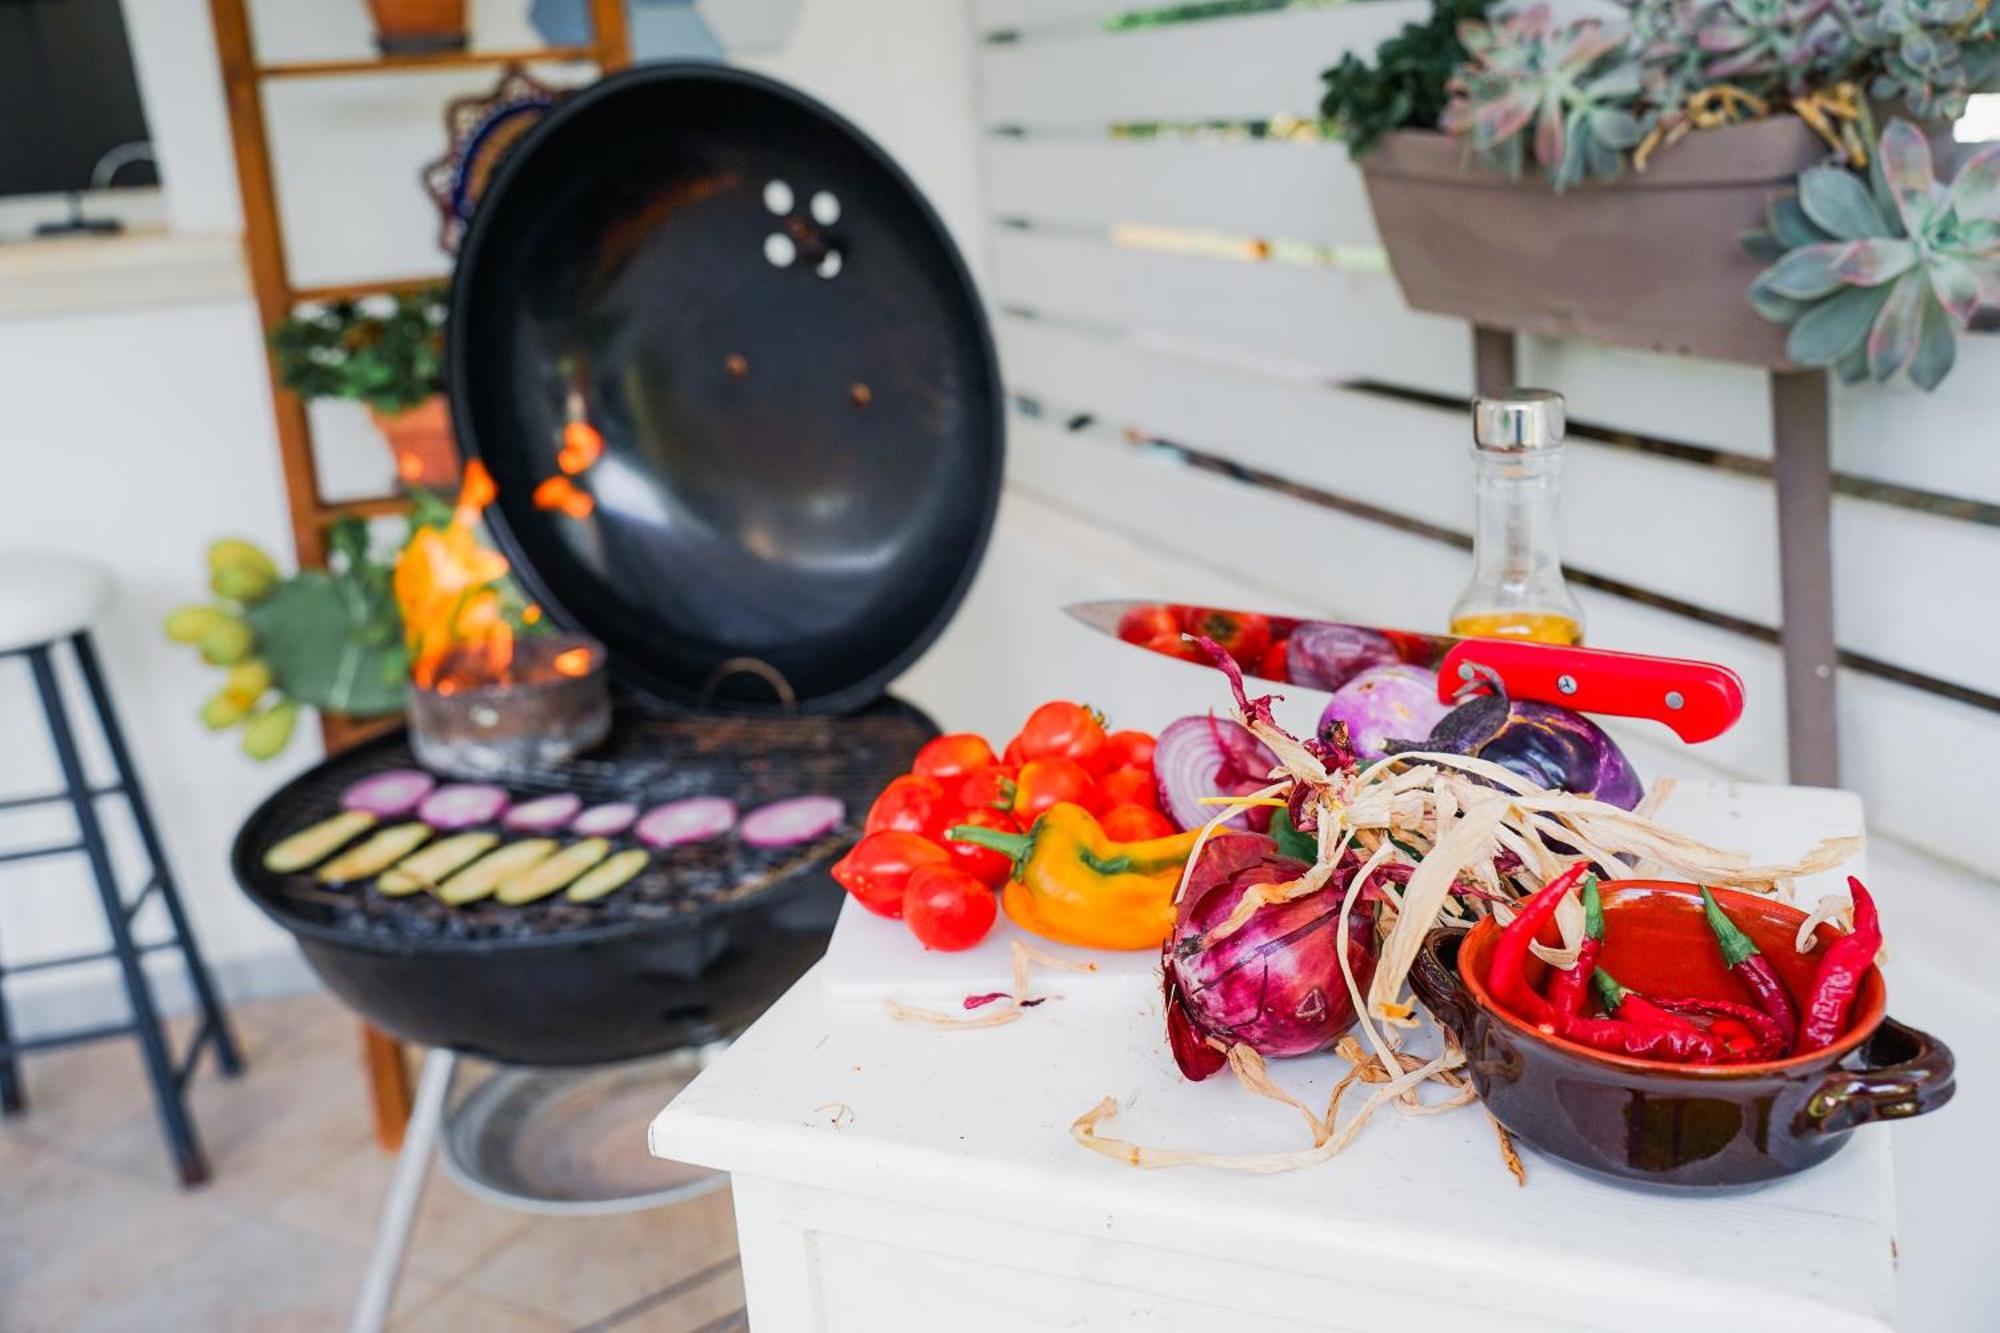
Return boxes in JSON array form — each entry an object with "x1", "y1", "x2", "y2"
[{"x1": 1448, "y1": 388, "x2": 1585, "y2": 646}]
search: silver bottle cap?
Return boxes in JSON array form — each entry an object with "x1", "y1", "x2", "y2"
[{"x1": 1472, "y1": 389, "x2": 1566, "y2": 453}]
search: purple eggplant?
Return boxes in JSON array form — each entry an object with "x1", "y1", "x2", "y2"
[{"x1": 1390, "y1": 693, "x2": 1643, "y2": 809}]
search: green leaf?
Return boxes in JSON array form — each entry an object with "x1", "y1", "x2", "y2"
[
  {"x1": 1798, "y1": 166, "x2": 1891, "y2": 240},
  {"x1": 1786, "y1": 284, "x2": 1894, "y2": 365},
  {"x1": 1747, "y1": 272, "x2": 1811, "y2": 324},
  {"x1": 1878, "y1": 119, "x2": 1938, "y2": 237},
  {"x1": 1948, "y1": 142, "x2": 2000, "y2": 222},
  {"x1": 1834, "y1": 340, "x2": 1870, "y2": 384},
  {"x1": 1910, "y1": 288, "x2": 1958, "y2": 390},
  {"x1": 1764, "y1": 244, "x2": 1855, "y2": 299},
  {"x1": 1866, "y1": 273, "x2": 1927, "y2": 382},
  {"x1": 1741, "y1": 229, "x2": 1786, "y2": 262},
  {"x1": 244, "y1": 572, "x2": 407, "y2": 717},
  {"x1": 1769, "y1": 195, "x2": 1831, "y2": 249},
  {"x1": 1926, "y1": 256, "x2": 1984, "y2": 326},
  {"x1": 1833, "y1": 237, "x2": 1919, "y2": 287}
]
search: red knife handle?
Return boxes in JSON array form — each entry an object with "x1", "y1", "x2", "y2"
[{"x1": 1438, "y1": 641, "x2": 1745, "y2": 743}]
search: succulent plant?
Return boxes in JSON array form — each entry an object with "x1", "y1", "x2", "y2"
[
  {"x1": 1745, "y1": 118, "x2": 2000, "y2": 387},
  {"x1": 1441, "y1": 4, "x2": 1644, "y2": 188},
  {"x1": 1839, "y1": 0, "x2": 2000, "y2": 120}
]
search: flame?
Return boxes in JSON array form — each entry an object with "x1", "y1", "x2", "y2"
[
  {"x1": 532, "y1": 474, "x2": 595, "y2": 519},
  {"x1": 394, "y1": 459, "x2": 514, "y2": 689},
  {"x1": 553, "y1": 646, "x2": 592, "y2": 677},
  {"x1": 557, "y1": 421, "x2": 604, "y2": 475}
]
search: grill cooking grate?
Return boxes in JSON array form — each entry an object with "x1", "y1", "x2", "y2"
[{"x1": 234, "y1": 700, "x2": 931, "y2": 946}]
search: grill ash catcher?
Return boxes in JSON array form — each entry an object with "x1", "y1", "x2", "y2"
[{"x1": 228, "y1": 65, "x2": 1001, "y2": 1332}]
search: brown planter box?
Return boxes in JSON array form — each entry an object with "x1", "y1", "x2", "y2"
[
  {"x1": 370, "y1": 395, "x2": 460, "y2": 491},
  {"x1": 1358, "y1": 123, "x2": 1828, "y2": 368},
  {"x1": 365, "y1": 0, "x2": 467, "y2": 55}
]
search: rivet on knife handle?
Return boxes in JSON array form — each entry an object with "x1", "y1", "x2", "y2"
[{"x1": 1440, "y1": 641, "x2": 1746, "y2": 743}]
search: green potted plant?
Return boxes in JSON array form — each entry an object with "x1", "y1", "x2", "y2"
[
  {"x1": 269, "y1": 285, "x2": 458, "y2": 489},
  {"x1": 1325, "y1": 0, "x2": 2000, "y2": 374}
]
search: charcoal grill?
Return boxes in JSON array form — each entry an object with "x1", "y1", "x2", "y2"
[{"x1": 231, "y1": 63, "x2": 999, "y2": 1068}]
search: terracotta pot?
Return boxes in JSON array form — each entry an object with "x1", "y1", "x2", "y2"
[
  {"x1": 370, "y1": 395, "x2": 460, "y2": 490},
  {"x1": 364, "y1": 0, "x2": 467, "y2": 55},
  {"x1": 1358, "y1": 123, "x2": 1829, "y2": 367},
  {"x1": 1409, "y1": 880, "x2": 1954, "y2": 1189}
]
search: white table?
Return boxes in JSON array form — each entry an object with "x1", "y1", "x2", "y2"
[{"x1": 651, "y1": 783, "x2": 1925, "y2": 1331}]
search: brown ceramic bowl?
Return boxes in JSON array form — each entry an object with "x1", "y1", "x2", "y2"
[{"x1": 1409, "y1": 880, "x2": 1954, "y2": 1189}]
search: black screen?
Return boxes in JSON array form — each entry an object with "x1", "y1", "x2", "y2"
[{"x1": 0, "y1": 0, "x2": 159, "y2": 198}]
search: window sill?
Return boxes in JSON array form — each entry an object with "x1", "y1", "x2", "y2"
[{"x1": 0, "y1": 228, "x2": 247, "y2": 321}]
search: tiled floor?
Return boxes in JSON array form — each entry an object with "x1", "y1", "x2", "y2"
[{"x1": 0, "y1": 991, "x2": 746, "y2": 1331}]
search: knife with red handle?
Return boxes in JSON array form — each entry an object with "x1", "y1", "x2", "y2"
[{"x1": 1065, "y1": 599, "x2": 1745, "y2": 744}]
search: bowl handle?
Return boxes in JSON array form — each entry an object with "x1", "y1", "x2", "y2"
[
  {"x1": 1409, "y1": 927, "x2": 1474, "y2": 1047},
  {"x1": 1796, "y1": 1015, "x2": 1956, "y2": 1137}
]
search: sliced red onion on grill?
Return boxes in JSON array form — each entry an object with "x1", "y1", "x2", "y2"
[
  {"x1": 416, "y1": 783, "x2": 511, "y2": 830},
  {"x1": 1154, "y1": 714, "x2": 1279, "y2": 834},
  {"x1": 739, "y1": 795, "x2": 845, "y2": 848},
  {"x1": 502, "y1": 792, "x2": 584, "y2": 833},
  {"x1": 341, "y1": 769, "x2": 437, "y2": 819},
  {"x1": 636, "y1": 797, "x2": 738, "y2": 849},
  {"x1": 571, "y1": 801, "x2": 640, "y2": 837}
]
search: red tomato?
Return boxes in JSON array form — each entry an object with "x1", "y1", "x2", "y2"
[
  {"x1": 1002, "y1": 734, "x2": 1027, "y2": 766},
  {"x1": 903, "y1": 865, "x2": 998, "y2": 951},
  {"x1": 942, "y1": 806, "x2": 1020, "y2": 888},
  {"x1": 1103, "y1": 730, "x2": 1156, "y2": 772},
  {"x1": 1099, "y1": 804, "x2": 1176, "y2": 841},
  {"x1": 1014, "y1": 701, "x2": 1109, "y2": 773},
  {"x1": 831, "y1": 831, "x2": 950, "y2": 919},
  {"x1": 1180, "y1": 607, "x2": 1272, "y2": 668},
  {"x1": 1097, "y1": 765, "x2": 1159, "y2": 811},
  {"x1": 1115, "y1": 603, "x2": 1180, "y2": 645},
  {"x1": 912, "y1": 732, "x2": 998, "y2": 783},
  {"x1": 956, "y1": 764, "x2": 1018, "y2": 814},
  {"x1": 1012, "y1": 757, "x2": 1099, "y2": 820},
  {"x1": 864, "y1": 774, "x2": 955, "y2": 841}
]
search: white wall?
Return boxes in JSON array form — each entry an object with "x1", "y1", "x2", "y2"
[{"x1": 0, "y1": 0, "x2": 985, "y2": 1029}]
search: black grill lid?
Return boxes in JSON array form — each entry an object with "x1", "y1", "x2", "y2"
[{"x1": 448, "y1": 64, "x2": 1002, "y2": 714}]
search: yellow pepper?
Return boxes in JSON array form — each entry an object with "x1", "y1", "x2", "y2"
[{"x1": 947, "y1": 802, "x2": 1199, "y2": 951}]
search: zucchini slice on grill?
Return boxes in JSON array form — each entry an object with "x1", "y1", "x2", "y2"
[
  {"x1": 496, "y1": 838, "x2": 611, "y2": 905},
  {"x1": 565, "y1": 848, "x2": 651, "y2": 903},
  {"x1": 264, "y1": 810, "x2": 376, "y2": 874},
  {"x1": 317, "y1": 823, "x2": 431, "y2": 884},
  {"x1": 437, "y1": 839, "x2": 557, "y2": 906},
  {"x1": 378, "y1": 832, "x2": 499, "y2": 897}
]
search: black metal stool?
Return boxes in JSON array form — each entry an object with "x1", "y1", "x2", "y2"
[{"x1": 0, "y1": 554, "x2": 242, "y2": 1186}]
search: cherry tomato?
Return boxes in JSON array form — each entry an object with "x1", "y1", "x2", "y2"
[
  {"x1": 831, "y1": 831, "x2": 950, "y2": 919},
  {"x1": 942, "y1": 805, "x2": 1020, "y2": 888},
  {"x1": 1180, "y1": 607, "x2": 1271, "y2": 668},
  {"x1": 864, "y1": 774, "x2": 955, "y2": 841},
  {"x1": 956, "y1": 764, "x2": 1018, "y2": 814},
  {"x1": 1002, "y1": 734, "x2": 1027, "y2": 766},
  {"x1": 1097, "y1": 765, "x2": 1159, "y2": 811},
  {"x1": 1012, "y1": 756, "x2": 1098, "y2": 820},
  {"x1": 902, "y1": 864, "x2": 998, "y2": 951},
  {"x1": 1099, "y1": 804, "x2": 1176, "y2": 841},
  {"x1": 1014, "y1": 701, "x2": 1109, "y2": 773},
  {"x1": 1103, "y1": 730, "x2": 1156, "y2": 772},
  {"x1": 912, "y1": 732, "x2": 998, "y2": 784},
  {"x1": 1115, "y1": 603, "x2": 1180, "y2": 645}
]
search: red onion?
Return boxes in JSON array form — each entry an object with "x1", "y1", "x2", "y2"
[
  {"x1": 1162, "y1": 833, "x2": 1379, "y2": 1081},
  {"x1": 635, "y1": 797, "x2": 737, "y2": 849},
  {"x1": 416, "y1": 783, "x2": 510, "y2": 830},
  {"x1": 502, "y1": 793, "x2": 583, "y2": 833},
  {"x1": 740, "y1": 795, "x2": 845, "y2": 848},
  {"x1": 571, "y1": 802, "x2": 639, "y2": 837},
  {"x1": 1394, "y1": 693, "x2": 1643, "y2": 810},
  {"x1": 341, "y1": 769, "x2": 436, "y2": 818},
  {"x1": 1153, "y1": 714, "x2": 1279, "y2": 834}
]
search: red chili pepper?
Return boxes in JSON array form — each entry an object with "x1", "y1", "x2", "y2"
[
  {"x1": 1797, "y1": 876, "x2": 1883, "y2": 1052},
  {"x1": 1549, "y1": 1010, "x2": 1733, "y2": 1063},
  {"x1": 1699, "y1": 887, "x2": 1799, "y2": 1043},
  {"x1": 1487, "y1": 862, "x2": 1591, "y2": 1026},
  {"x1": 1544, "y1": 874, "x2": 1603, "y2": 1015},
  {"x1": 1649, "y1": 995, "x2": 1791, "y2": 1060},
  {"x1": 1591, "y1": 968, "x2": 1704, "y2": 1035}
]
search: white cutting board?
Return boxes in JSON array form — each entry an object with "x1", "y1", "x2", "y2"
[{"x1": 817, "y1": 898, "x2": 1158, "y2": 1004}]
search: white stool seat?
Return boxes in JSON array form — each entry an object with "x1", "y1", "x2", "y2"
[{"x1": 0, "y1": 552, "x2": 112, "y2": 653}]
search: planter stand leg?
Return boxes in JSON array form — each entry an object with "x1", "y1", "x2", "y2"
[
  {"x1": 1770, "y1": 369, "x2": 1841, "y2": 787},
  {"x1": 1473, "y1": 325, "x2": 1516, "y2": 397}
]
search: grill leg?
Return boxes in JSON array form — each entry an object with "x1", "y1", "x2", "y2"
[
  {"x1": 351, "y1": 1046, "x2": 455, "y2": 1333},
  {"x1": 71, "y1": 633, "x2": 243, "y2": 1076},
  {"x1": 29, "y1": 646, "x2": 210, "y2": 1187}
]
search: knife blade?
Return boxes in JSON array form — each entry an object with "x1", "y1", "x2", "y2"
[{"x1": 1065, "y1": 599, "x2": 1744, "y2": 744}]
